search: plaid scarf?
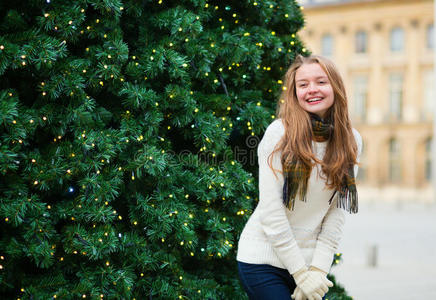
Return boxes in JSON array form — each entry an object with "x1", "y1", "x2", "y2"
[{"x1": 282, "y1": 114, "x2": 358, "y2": 213}]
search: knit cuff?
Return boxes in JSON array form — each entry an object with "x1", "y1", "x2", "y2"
[{"x1": 284, "y1": 249, "x2": 307, "y2": 275}]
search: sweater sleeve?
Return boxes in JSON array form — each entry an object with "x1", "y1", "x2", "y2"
[
  {"x1": 257, "y1": 120, "x2": 307, "y2": 275},
  {"x1": 310, "y1": 129, "x2": 363, "y2": 273}
]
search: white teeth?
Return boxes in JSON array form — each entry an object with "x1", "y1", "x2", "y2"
[{"x1": 308, "y1": 98, "x2": 322, "y2": 102}]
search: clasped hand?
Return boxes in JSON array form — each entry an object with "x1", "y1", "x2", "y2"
[{"x1": 291, "y1": 266, "x2": 333, "y2": 300}]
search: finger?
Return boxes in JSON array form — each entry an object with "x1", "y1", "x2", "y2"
[
  {"x1": 319, "y1": 283, "x2": 329, "y2": 292},
  {"x1": 319, "y1": 283, "x2": 329, "y2": 294},
  {"x1": 312, "y1": 293, "x2": 322, "y2": 300},
  {"x1": 325, "y1": 278, "x2": 334, "y2": 287},
  {"x1": 307, "y1": 294, "x2": 315, "y2": 300},
  {"x1": 314, "y1": 288, "x2": 325, "y2": 298},
  {"x1": 296, "y1": 289, "x2": 304, "y2": 300},
  {"x1": 292, "y1": 287, "x2": 300, "y2": 299}
]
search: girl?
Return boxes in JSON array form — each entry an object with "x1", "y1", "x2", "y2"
[{"x1": 236, "y1": 55, "x2": 362, "y2": 300}]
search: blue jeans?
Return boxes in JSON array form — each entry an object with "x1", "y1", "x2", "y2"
[{"x1": 237, "y1": 261, "x2": 326, "y2": 300}]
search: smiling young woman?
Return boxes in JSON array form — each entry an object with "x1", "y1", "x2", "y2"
[
  {"x1": 236, "y1": 55, "x2": 362, "y2": 300},
  {"x1": 295, "y1": 63, "x2": 335, "y2": 120}
]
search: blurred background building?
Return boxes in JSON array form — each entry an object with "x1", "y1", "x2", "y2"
[{"x1": 297, "y1": 0, "x2": 434, "y2": 202}]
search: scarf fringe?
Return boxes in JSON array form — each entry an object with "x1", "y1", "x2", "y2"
[
  {"x1": 335, "y1": 187, "x2": 358, "y2": 214},
  {"x1": 283, "y1": 174, "x2": 308, "y2": 210}
]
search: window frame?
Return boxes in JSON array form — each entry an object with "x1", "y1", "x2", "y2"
[
  {"x1": 389, "y1": 27, "x2": 405, "y2": 52},
  {"x1": 388, "y1": 73, "x2": 404, "y2": 120},
  {"x1": 321, "y1": 33, "x2": 334, "y2": 57},
  {"x1": 355, "y1": 30, "x2": 368, "y2": 54}
]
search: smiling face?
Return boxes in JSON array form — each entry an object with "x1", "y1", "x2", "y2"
[{"x1": 294, "y1": 63, "x2": 334, "y2": 119}]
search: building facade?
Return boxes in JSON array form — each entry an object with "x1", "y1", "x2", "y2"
[{"x1": 297, "y1": 0, "x2": 434, "y2": 201}]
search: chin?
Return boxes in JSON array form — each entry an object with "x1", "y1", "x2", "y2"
[{"x1": 304, "y1": 108, "x2": 328, "y2": 117}]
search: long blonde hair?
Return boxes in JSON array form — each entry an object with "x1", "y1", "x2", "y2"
[{"x1": 269, "y1": 54, "x2": 358, "y2": 191}]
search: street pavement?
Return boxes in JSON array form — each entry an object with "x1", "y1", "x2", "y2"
[{"x1": 330, "y1": 199, "x2": 436, "y2": 300}]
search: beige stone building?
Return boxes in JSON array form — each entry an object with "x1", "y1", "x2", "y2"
[{"x1": 297, "y1": 0, "x2": 434, "y2": 201}]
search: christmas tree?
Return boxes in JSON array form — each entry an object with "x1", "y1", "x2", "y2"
[{"x1": 0, "y1": 0, "x2": 351, "y2": 299}]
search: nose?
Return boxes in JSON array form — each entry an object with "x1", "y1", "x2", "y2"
[{"x1": 308, "y1": 82, "x2": 319, "y2": 93}]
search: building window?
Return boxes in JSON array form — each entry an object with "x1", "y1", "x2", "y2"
[
  {"x1": 321, "y1": 34, "x2": 334, "y2": 57},
  {"x1": 428, "y1": 24, "x2": 434, "y2": 49},
  {"x1": 355, "y1": 31, "x2": 367, "y2": 53},
  {"x1": 425, "y1": 138, "x2": 432, "y2": 181},
  {"x1": 423, "y1": 70, "x2": 435, "y2": 120},
  {"x1": 389, "y1": 138, "x2": 401, "y2": 183},
  {"x1": 356, "y1": 140, "x2": 366, "y2": 182},
  {"x1": 390, "y1": 27, "x2": 404, "y2": 52},
  {"x1": 352, "y1": 76, "x2": 368, "y2": 121},
  {"x1": 389, "y1": 73, "x2": 403, "y2": 120}
]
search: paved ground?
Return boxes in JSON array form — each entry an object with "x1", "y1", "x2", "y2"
[{"x1": 330, "y1": 200, "x2": 436, "y2": 300}]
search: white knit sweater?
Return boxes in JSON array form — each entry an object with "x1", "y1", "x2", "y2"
[{"x1": 236, "y1": 118, "x2": 362, "y2": 274}]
